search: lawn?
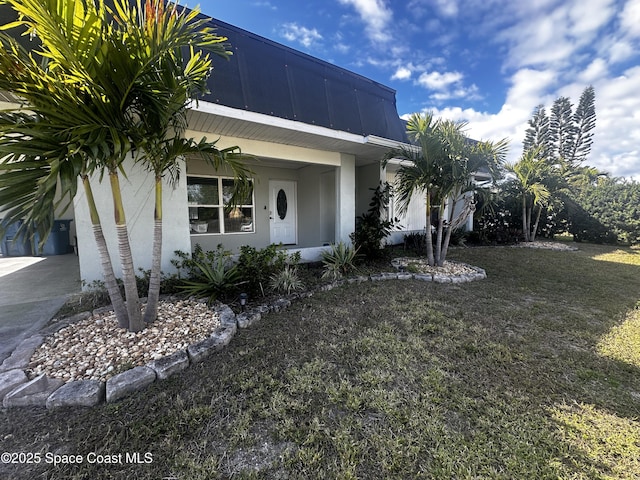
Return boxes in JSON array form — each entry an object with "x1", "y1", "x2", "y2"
[{"x1": 1, "y1": 243, "x2": 639, "y2": 479}]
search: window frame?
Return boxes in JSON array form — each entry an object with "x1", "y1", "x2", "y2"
[{"x1": 187, "y1": 174, "x2": 255, "y2": 236}]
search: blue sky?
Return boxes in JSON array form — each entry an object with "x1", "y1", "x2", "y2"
[{"x1": 198, "y1": 0, "x2": 640, "y2": 179}]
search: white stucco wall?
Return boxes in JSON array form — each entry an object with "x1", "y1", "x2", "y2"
[
  {"x1": 74, "y1": 158, "x2": 191, "y2": 284},
  {"x1": 336, "y1": 153, "x2": 356, "y2": 244}
]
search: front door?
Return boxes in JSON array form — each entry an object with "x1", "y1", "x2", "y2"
[{"x1": 269, "y1": 180, "x2": 297, "y2": 245}]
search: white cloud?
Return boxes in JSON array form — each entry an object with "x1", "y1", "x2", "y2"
[
  {"x1": 280, "y1": 23, "x2": 323, "y2": 48},
  {"x1": 251, "y1": 1, "x2": 277, "y2": 10},
  {"x1": 588, "y1": 65, "x2": 640, "y2": 178},
  {"x1": 579, "y1": 58, "x2": 608, "y2": 83},
  {"x1": 335, "y1": 43, "x2": 351, "y2": 54},
  {"x1": 337, "y1": 0, "x2": 393, "y2": 43},
  {"x1": 498, "y1": 0, "x2": 617, "y2": 70},
  {"x1": 417, "y1": 71, "x2": 463, "y2": 90},
  {"x1": 391, "y1": 66, "x2": 412, "y2": 81},
  {"x1": 620, "y1": 0, "x2": 640, "y2": 38},
  {"x1": 431, "y1": 84, "x2": 481, "y2": 102},
  {"x1": 608, "y1": 40, "x2": 635, "y2": 63},
  {"x1": 433, "y1": 0, "x2": 459, "y2": 17}
]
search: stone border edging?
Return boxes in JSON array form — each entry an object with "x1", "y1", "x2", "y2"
[{"x1": 0, "y1": 265, "x2": 486, "y2": 409}]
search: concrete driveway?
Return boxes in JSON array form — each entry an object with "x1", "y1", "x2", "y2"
[{"x1": 0, "y1": 254, "x2": 81, "y2": 363}]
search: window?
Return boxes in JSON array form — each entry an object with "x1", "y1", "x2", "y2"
[{"x1": 187, "y1": 176, "x2": 254, "y2": 235}]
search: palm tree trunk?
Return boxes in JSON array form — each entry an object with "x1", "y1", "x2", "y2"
[
  {"x1": 143, "y1": 176, "x2": 163, "y2": 324},
  {"x1": 521, "y1": 195, "x2": 530, "y2": 242},
  {"x1": 82, "y1": 175, "x2": 129, "y2": 328},
  {"x1": 531, "y1": 204, "x2": 543, "y2": 242},
  {"x1": 109, "y1": 171, "x2": 143, "y2": 332},
  {"x1": 439, "y1": 199, "x2": 456, "y2": 267},
  {"x1": 434, "y1": 199, "x2": 445, "y2": 266},
  {"x1": 425, "y1": 194, "x2": 435, "y2": 266}
]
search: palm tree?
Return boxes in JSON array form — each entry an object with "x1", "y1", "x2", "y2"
[
  {"x1": 112, "y1": 0, "x2": 253, "y2": 324},
  {"x1": 385, "y1": 112, "x2": 508, "y2": 266},
  {"x1": 139, "y1": 137, "x2": 253, "y2": 324},
  {"x1": 0, "y1": 0, "x2": 251, "y2": 330},
  {"x1": 0, "y1": 8, "x2": 133, "y2": 327},
  {"x1": 505, "y1": 147, "x2": 552, "y2": 242}
]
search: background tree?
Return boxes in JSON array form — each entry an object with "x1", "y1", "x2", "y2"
[
  {"x1": 549, "y1": 96, "x2": 576, "y2": 169},
  {"x1": 523, "y1": 105, "x2": 550, "y2": 158},
  {"x1": 569, "y1": 85, "x2": 596, "y2": 166},
  {"x1": 504, "y1": 147, "x2": 552, "y2": 242},
  {"x1": 493, "y1": 86, "x2": 597, "y2": 243}
]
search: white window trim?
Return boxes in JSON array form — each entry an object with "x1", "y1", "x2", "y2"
[{"x1": 187, "y1": 174, "x2": 255, "y2": 236}]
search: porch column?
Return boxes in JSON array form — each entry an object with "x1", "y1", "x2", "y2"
[{"x1": 336, "y1": 153, "x2": 356, "y2": 244}]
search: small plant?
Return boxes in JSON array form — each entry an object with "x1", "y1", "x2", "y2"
[
  {"x1": 405, "y1": 263, "x2": 421, "y2": 274},
  {"x1": 179, "y1": 253, "x2": 244, "y2": 303},
  {"x1": 404, "y1": 231, "x2": 428, "y2": 254},
  {"x1": 270, "y1": 265, "x2": 304, "y2": 295},
  {"x1": 57, "y1": 279, "x2": 113, "y2": 317},
  {"x1": 172, "y1": 244, "x2": 229, "y2": 279},
  {"x1": 321, "y1": 242, "x2": 358, "y2": 280},
  {"x1": 236, "y1": 244, "x2": 300, "y2": 297}
]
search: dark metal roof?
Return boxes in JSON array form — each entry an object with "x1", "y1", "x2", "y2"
[
  {"x1": 0, "y1": 3, "x2": 407, "y2": 144},
  {"x1": 202, "y1": 16, "x2": 408, "y2": 143}
]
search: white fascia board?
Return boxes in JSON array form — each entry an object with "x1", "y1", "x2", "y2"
[
  {"x1": 364, "y1": 135, "x2": 414, "y2": 151},
  {"x1": 190, "y1": 100, "x2": 367, "y2": 145},
  {"x1": 384, "y1": 158, "x2": 416, "y2": 168}
]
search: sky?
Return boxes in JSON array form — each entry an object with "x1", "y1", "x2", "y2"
[{"x1": 197, "y1": 0, "x2": 640, "y2": 179}]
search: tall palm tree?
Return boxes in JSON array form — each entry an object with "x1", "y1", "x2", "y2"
[
  {"x1": 0, "y1": 8, "x2": 133, "y2": 327},
  {"x1": 139, "y1": 137, "x2": 253, "y2": 324},
  {"x1": 505, "y1": 147, "x2": 552, "y2": 242},
  {"x1": 0, "y1": 0, "x2": 251, "y2": 330},
  {"x1": 112, "y1": 0, "x2": 253, "y2": 323},
  {"x1": 385, "y1": 112, "x2": 508, "y2": 266}
]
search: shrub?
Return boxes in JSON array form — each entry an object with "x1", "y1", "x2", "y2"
[
  {"x1": 270, "y1": 265, "x2": 304, "y2": 295},
  {"x1": 171, "y1": 244, "x2": 228, "y2": 279},
  {"x1": 236, "y1": 244, "x2": 301, "y2": 297},
  {"x1": 321, "y1": 242, "x2": 358, "y2": 280},
  {"x1": 136, "y1": 268, "x2": 183, "y2": 296},
  {"x1": 350, "y1": 182, "x2": 398, "y2": 260},
  {"x1": 404, "y1": 231, "x2": 428, "y2": 254},
  {"x1": 178, "y1": 255, "x2": 244, "y2": 303},
  {"x1": 171, "y1": 244, "x2": 244, "y2": 302}
]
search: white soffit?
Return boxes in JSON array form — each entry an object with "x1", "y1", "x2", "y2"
[{"x1": 188, "y1": 100, "x2": 397, "y2": 165}]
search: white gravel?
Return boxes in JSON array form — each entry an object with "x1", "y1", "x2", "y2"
[{"x1": 28, "y1": 299, "x2": 221, "y2": 383}]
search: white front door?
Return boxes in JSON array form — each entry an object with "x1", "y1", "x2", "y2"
[{"x1": 269, "y1": 180, "x2": 297, "y2": 245}]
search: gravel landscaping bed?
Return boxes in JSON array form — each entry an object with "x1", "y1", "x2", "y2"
[
  {"x1": 27, "y1": 299, "x2": 220, "y2": 383},
  {"x1": 512, "y1": 240, "x2": 579, "y2": 251}
]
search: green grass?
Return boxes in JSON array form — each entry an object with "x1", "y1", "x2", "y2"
[{"x1": 1, "y1": 243, "x2": 640, "y2": 479}]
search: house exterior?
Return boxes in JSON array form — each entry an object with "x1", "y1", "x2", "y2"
[
  {"x1": 71, "y1": 14, "x2": 428, "y2": 282},
  {"x1": 0, "y1": 9, "x2": 444, "y2": 283}
]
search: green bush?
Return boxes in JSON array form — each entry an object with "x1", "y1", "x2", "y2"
[
  {"x1": 171, "y1": 244, "x2": 228, "y2": 279},
  {"x1": 236, "y1": 244, "x2": 301, "y2": 297},
  {"x1": 178, "y1": 254, "x2": 244, "y2": 303},
  {"x1": 321, "y1": 242, "x2": 358, "y2": 280},
  {"x1": 350, "y1": 182, "x2": 398, "y2": 260},
  {"x1": 135, "y1": 268, "x2": 183, "y2": 296}
]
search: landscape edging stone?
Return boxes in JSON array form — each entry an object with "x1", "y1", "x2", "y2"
[{"x1": 1, "y1": 265, "x2": 486, "y2": 410}]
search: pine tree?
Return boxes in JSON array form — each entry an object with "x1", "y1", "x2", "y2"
[
  {"x1": 523, "y1": 105, "x2": 550, "y2": 159},
  {"x1": 570, "y1": 85, "x2": 596, "y2": 165},
  {"x1": 549, "y1": 96, "x2": 576, "y2": 166}
]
